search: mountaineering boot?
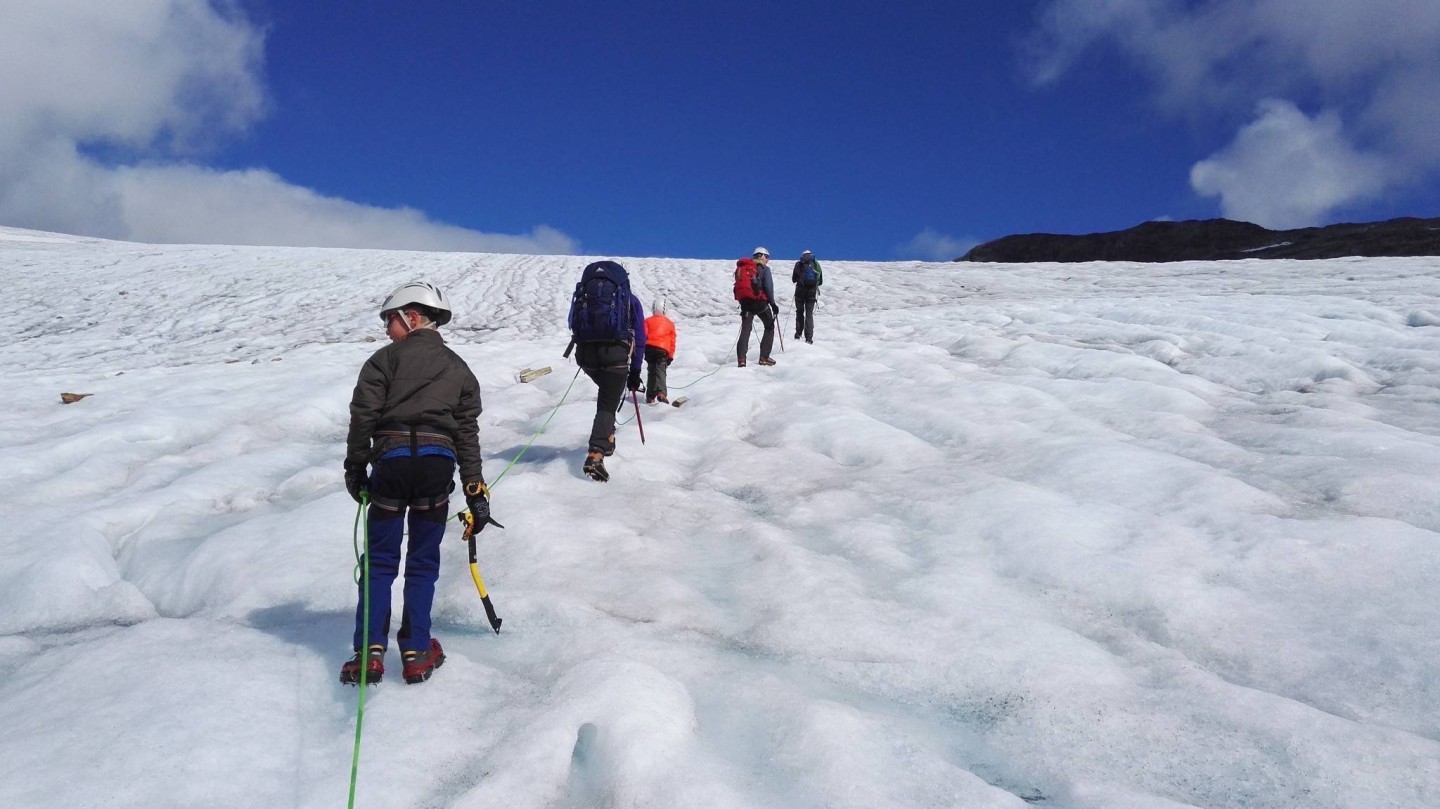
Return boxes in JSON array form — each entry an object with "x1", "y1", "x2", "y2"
[
  {"x1": 656, "y1": 393, "x2": 668, "y2": 404},
  {"x1": 646, "y1": 394, "x2": 657, "y2": 404},
  {"x1": 401, "y1": 639, "x2": 445, "y2": 684},
  {"x1": 805, "y1": 338, "x2": 813, "y2": 344},
  {"x1": 583, "y1": 450, "x2": 609, "y2": 482},
  {"x1": 339, "y1": 645, "x2": 385, "y2": 685},
  {"x1": 604, "y1": 434, "x2": 615, "y2": 457},
  {"x1": 758, "y1": 356, "x2": 777, "y2": 366},
  {"x1": 737, "y1": 357, "x2": 746, "y2": 368}
]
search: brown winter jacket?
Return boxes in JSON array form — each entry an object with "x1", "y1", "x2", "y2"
[{"x1": 345, "y1": 328, "x2": 485, "y2": 484}]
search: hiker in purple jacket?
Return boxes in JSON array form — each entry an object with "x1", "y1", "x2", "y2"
[{"x1": 567, "y1": 260, "x2": 647, "y2": 482}]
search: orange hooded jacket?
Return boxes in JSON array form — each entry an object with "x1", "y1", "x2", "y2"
[{"x1": 644, "y1": 314, "x2": 676, "y2": 358}]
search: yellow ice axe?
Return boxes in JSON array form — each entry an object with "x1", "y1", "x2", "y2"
[{"x1": 457, "y1": 510, "x2": 503, "y2": 634}]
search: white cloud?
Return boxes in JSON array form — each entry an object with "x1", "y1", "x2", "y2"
[
  {"x1": 113, "y1": 164, "x2": 578, "y2": 253},
  {"x1": 1190, "y1": 100, "x2": 1391, "y2": 229},
  {"x1": 1027, "y1": 0, "x2": 1440, "y2": 225},
  {"x1": 0, "y1": 0, "x2": 266, "y2": 154},
  {"x1": 896, "y1": 229, "x2": 978, "y2": 262},
  {"x1": 0, "y1": 0, "x2": 575, "y2": 253}
]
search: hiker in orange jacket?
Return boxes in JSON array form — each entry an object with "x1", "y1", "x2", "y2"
[{"x1": 643, "y1": 298, "x2": 677, "y2": 404}]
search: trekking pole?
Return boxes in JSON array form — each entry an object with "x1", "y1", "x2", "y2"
[
  {"x1": 631, "y1": 390, "x2": 646, "y2": 444},
  {"x1": 777, "y1": 305, "x2": 786, "y2": 353},
  {"x1": 458, "y1": 511, "x2": 503, "y2": 634}
]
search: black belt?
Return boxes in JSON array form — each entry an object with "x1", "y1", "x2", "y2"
[{"x1": 369, "y1": 493, "x2": 450, "y2": 512}]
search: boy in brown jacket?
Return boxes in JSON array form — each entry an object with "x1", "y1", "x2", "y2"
[{"x1": 340, "y1": 281, "x2": 498, "y2": 685}]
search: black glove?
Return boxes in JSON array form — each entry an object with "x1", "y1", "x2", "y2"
[
  {"x1": 769, "y1": 302, "x2": 780, "y2": 315},
  {"x1": 343, "y1": 461, "x2": 367, "y2": 504},
  {"x1": 463, "y1": 480, "x2": 494, "y2": 532},
  {"x1": 627, "y1": 369, "x2": 642, "y2": 392}
]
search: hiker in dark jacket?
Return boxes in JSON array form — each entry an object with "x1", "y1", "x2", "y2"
[
  {"x1": 340, "y1": 281, "x2": 497, "y2": 687},
  {"x1": 792, "y1": 250, "x2": 823, "y2": 344},
  {"x1": 569, "y1": 260, "x2": 647, "y2": 482},
  {"x1": 737, "y1": 246, "x2": 779, "y2": 366}
]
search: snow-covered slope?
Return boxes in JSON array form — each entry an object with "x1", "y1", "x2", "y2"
[{"x1": 3, "y1": 229, "x2": 1440, "y2": 808}]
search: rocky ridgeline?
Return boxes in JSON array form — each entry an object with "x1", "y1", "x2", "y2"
[{"x1": 958, "y1": 216, "x2": 1440, "y2": 263}]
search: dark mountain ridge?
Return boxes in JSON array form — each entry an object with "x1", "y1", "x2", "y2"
[{"x1": 958, "y1": 216, "x2": 1440, "y2": 263}]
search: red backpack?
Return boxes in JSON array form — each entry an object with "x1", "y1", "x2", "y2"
[{"x1": 733, "y1": 257, "x2": 767, "y2": 303}]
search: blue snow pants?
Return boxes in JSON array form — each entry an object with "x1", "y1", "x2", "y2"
[{"x1": 352, "y1": 453, "x2": 454, "y2": 654}]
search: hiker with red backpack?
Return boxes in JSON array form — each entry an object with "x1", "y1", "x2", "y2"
[
  {"x1": 565, "y1": 260, "x2": 647, "y2": 482},
  {"x1": 735, "y1": 246, "x2": 779, "y2": 367},
  {"x1": 643, "y1": 297, "x2": 676, "y2": 404},
  {"x1": 340, "y1": 281, "x2": 499, "y2": 686}
]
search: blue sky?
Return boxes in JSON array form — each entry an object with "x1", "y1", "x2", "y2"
[{"x1": 2, "y1": 0, "x2": 1438, "y2": 260}]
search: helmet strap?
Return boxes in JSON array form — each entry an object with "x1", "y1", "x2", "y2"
[{"x1": 388, "y1": 309, "x2": 416, "y2": 335}]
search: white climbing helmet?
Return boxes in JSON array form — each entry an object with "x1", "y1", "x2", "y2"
[
  {"x1": 802, "y1": 250, "x2": 813, "y2": 256},
  {"x1": 380, "y1": 281, "x2": 452, "y2": 326},
  {"x1": 752, "y1": 246, "x2": 770, "y2": 258},
  {"x1": 653, "y1": 297, "x2": 668, "y2": 316}
]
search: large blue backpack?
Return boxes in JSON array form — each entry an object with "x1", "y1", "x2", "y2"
[
  {"x1": 800, "y1": 259, "x2": 820, "y2": 286},
  {"x1": 567, "y1": 260, "x2": 634, "y2": 345}
]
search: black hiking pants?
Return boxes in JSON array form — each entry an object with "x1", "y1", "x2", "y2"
[
  {"x1": 577, "y1": 342, "x2": 631, "y2": 455},
  {"x1": 644, "y1": 345, "x2": 671, "y2": 399},
  {"x1": 737, "y1": 301, "x2": 775, "y2": 361},
  {"x1": 794, "y1": 293, "x2": 816, "y2": 342}
]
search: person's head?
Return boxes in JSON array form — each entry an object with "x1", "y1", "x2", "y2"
[
  {"x1": 379, "y1": 281, "x2": 451, "y2": 341},
  {"x1": 653, "y1": 297, "x2": 668, "y2": 316},
  {"x1": 752, "y1": 246, "x2": 770, "y2": 263},
  {"x1": 802, "y1": 250, "x2": 813, "y2": 259}
]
